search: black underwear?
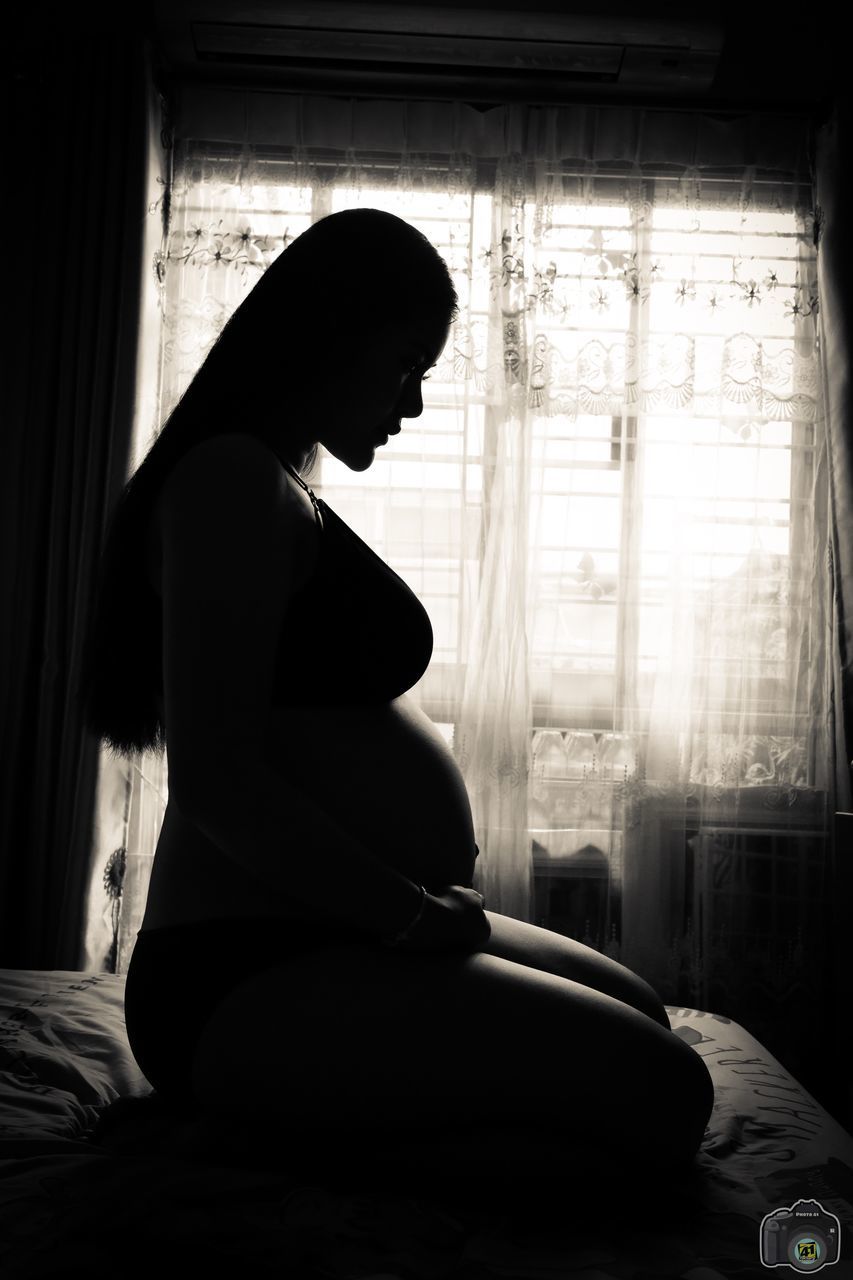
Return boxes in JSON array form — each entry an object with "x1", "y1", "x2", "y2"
[{"x1": 123, "y1": 915, "x2": 371, "y2": 1106}]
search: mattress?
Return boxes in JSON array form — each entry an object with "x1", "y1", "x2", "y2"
[{"x1": 1, "y1": 967, "x2": 852, "y2": 1279}]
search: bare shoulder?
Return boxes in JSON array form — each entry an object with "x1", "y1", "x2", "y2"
[
  {"x1": 153, "y1": 433, "x2": 316, "y2": 570},
  {"x1": 160, "y1": 432, "x2": 304, "y2": 517}
]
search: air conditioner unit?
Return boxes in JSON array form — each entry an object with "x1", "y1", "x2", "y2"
[{"x1": 153, "y1": 2, "x2": 723, "y2": 101}]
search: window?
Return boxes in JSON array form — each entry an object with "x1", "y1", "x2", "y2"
[
  {"x1": 107, "y1": 129, "x2": 825, "y2": 1003},
  {"x1": 160, "y1": 153, "x2": 820, "y2": 777}
]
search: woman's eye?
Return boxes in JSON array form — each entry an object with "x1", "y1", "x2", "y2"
[{"x1": 400, "y1": 354, "x2": 434, "y2": 381}]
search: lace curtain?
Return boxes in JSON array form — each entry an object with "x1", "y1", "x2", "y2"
[{"x1": 87, "y1": 97, "x2": 834, "y2": 1067}]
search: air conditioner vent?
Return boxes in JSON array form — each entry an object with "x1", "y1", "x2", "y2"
[{"x1": 189, "y1": 16, "x2": 721, "y2": 94}]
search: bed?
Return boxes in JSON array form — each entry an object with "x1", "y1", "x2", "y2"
[{"x1": 1, "y1": 967, "x2": 852, "y2": 1280}]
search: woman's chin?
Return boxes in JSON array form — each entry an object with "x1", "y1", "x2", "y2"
[{"x1": 338, "y1": 444, "x2": 379, "y2": 472}]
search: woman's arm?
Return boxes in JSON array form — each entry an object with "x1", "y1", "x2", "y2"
[
  {"x1": 179, "y1": 747, "x2": 429, "y2": 934},
  {"x1": 182, "y1": 755, "x2": 486, "y2": 948}
]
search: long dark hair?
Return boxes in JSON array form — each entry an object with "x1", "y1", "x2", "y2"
[{"x1": 79, "y1": 208, "x2": 458, "y2": 756}]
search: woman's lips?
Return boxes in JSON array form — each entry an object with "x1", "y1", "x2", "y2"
[{"x1": 376, "y1": 421, "x2": 400, "y2": 445}]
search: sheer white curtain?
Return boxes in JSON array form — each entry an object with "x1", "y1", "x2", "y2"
[
  {"x1": 90, "y1": 95, "x2": 832, "y2": 1054},
  {"x1": 81, "y1": 73, "x2": 169, "y2": 975}
]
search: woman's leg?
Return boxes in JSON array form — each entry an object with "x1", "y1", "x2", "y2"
[
  {"x1": 480, "y1": 911, "x2": 671, "y2": 1029},
  {"x1": 188, "y1": 939, "x2": 714, "y2": 1189}
]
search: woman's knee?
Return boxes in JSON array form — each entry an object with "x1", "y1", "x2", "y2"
[
  {"x1": 644, "y1": 1034, "x2": 715, "y2": 1160},
  {"x1": 575, "y1": 1005, "x2": 715, "y2": 1166},
  {"x1": 631, "y1": 977, "x2": 671, "y2": 1030}
]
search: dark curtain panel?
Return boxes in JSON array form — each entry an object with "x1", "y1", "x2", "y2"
[
  {"x1": 815, "y1": 100, "x2": 853, "y2": 815},
  {"x1": 815, "y1": 98, "x2": 853, "y2": 1132},
  {"x1": 1, "y1": 37, "x2": 147, "y2": 968}
]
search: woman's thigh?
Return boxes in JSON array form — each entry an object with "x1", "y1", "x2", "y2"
[
  {"x1": 480, "y1": 911, "x2": 670, "y2": 1028},
  {"x1": 189, "y1": 939, "x2": 712, "y2": 1163}
]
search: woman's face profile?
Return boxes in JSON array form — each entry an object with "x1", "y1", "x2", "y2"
[{"x1": 310, "y1": 316, "x2": 451, "y2": 472}]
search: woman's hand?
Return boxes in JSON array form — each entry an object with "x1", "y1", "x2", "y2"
[{"x1": 396, "y1": 885, "x2": 491, "y2": 954}]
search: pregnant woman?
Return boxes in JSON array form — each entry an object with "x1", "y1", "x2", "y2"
[{"x1": 82, "y1": 208, "x2": 713, "y2": 1200}]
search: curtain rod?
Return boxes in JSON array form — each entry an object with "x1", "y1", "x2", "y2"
[
  {"x1": 170, "y1": 75, "x2": 827, "y2": 124},
  {"x1": 178, "y1": 146, "x2": 814, "y2": 189}
]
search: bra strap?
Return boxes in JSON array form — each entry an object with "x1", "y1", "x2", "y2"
[{"x1": 280, "y1": 458, "x2": 324, "y2": 529}]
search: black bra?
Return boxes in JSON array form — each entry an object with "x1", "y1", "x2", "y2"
[{"x1": 270, "y1": 451, "x2": 433, "y2": 706}]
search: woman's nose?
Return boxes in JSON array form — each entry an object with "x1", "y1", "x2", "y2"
[{"x1": 398, "y1": 375, "x2": 424, "y2": 419}]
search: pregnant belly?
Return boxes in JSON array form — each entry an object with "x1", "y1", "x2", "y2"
[
  {"x1": 263, "y1": 694, "x2": 477, "y2": 889},
  {"x1": 143, "y1": 694, "x2": 478, "y2": 930}
]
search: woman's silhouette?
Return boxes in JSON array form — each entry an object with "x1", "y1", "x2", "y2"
[{"x1": 81, "y1": 208, "x2": 713, "y2": 1201}]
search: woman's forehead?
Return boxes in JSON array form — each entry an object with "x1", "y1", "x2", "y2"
[{"x1": 398, "y1": 320, "x2": 450, "y2": 360}]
